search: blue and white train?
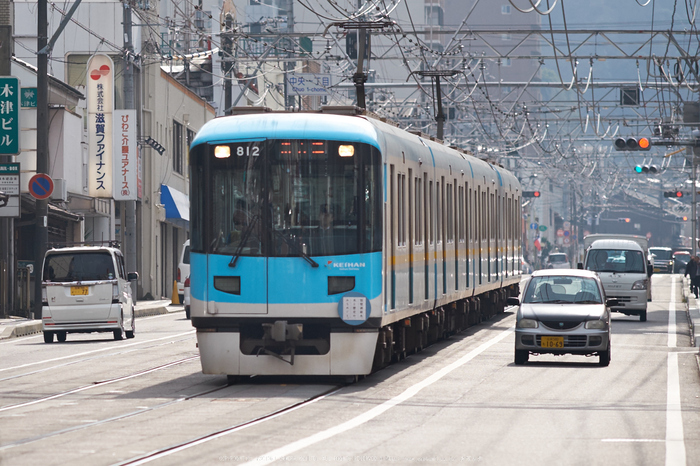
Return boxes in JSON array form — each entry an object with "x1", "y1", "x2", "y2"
[{"x1": 188, "y1": 108, "x2": 523, "y2": 379}]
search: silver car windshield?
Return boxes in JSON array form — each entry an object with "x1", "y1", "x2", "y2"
[{"x1": 523, "y1": 276, "x2": 602, "y2": 304}]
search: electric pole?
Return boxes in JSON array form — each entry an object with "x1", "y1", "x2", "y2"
[{"x1": 123, "y1": 1, "x2": 137, "y2": 301}]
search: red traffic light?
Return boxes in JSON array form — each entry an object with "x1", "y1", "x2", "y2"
[
  {"x1": 675, "y1": 191, "x2": 683, "y2": 197},
  {"x1": 638, "y1": 137, "x2": 651, "y2": 149},
  {"x1": 533, "y1": 191, "x2": 540, "y2": 197}
]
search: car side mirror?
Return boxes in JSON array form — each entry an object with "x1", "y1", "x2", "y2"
[
  {"x1": 128, "y1": 272, "x2": 139, "y2": 281},
  {"x1": 507, "y1": 296, "x2": 520, "y2": 306},
  {"x1": 577, "y1": 262, "x2": 584, "y2": 269},
  {"x1": 606, "y1": 298, "x2": 619, "y2": 307}
]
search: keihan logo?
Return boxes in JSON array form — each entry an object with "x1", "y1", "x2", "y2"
[
  {"x1": 90, "y1": 64, "x2": 111, "y2": 81},
  {"x1": 325, "y1": 261, "x2": 365, "y2": 268}
]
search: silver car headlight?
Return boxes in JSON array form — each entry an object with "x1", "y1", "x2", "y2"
[
  {"x1": 517, "y1": 318, "x2": 538, "y2": 329},
  {"x1": 632, "y1": 279, "x2": 648, "y2": 290},
  {"x1": 585, "y1": 320, "x2": 608, "y2": 330}
]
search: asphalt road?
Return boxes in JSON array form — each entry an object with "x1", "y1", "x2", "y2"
[{"x1": 0, "y1": 274, "x2": 698, "y2": 466}]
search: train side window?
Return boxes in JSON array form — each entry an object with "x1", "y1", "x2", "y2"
[
  {"x1": 429, "y1": 180, "x2": 434, "y2": 244},
  {"x1": 415, "y1": 176, "x2": 422, "y2": 245},
  {"x1": 446, "y1": 183, "x2": 453, "y2": 243}
]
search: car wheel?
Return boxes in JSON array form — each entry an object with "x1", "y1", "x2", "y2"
[
  {"x1": 639, "y1": 309, "x2": 647, "y2": 322},
  {"x1": 125, "y1": 307, "x2": 135, "y2": 339},
  {"x1": 599, "y1": 347, "x2": 611, "y2": 367},
  {"x1": 43, "y1": 331, "x2": 54, "y2": 343},
  {"x1": 185, "y1": 305, "x2": 190, "y2": 319},
  {"x1": 514, "y1": 349, "x2": 529, "y2": 365},
  {"x1": 56, "y1": 331, "x2": 67, "y2": 343}
]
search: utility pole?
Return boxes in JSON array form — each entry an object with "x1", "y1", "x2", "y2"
[
  {"x1": 123, "y1": 1, "x2": 137, "y2": 301},
  {"x1": 222, "y1": 13, "x2": 232, "y2": 115},
  {"x1": 34, "y1": 0, "x2": 48, "y2": 319},
  {"x1": 0, "y1": 8, "x2": 13, "y2": 317}
]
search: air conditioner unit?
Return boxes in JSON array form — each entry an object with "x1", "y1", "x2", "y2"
[{"x1": 51, "y1": 178, "x2": 68, "y2": 201}]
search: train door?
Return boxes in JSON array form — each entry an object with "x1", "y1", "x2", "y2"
[
  {"x1": 425, "y1": 175, "x2": 431, "y2": 301},
  {"x1": 408, "y1": 169, "x2": 414, "y2": 304}
]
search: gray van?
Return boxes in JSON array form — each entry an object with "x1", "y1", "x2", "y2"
[{"x1": 41, "y1": 243, "x2": 138, "y2": 343}]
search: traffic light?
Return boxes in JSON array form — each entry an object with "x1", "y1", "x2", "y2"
[
  {"x1": 618, "y1": 217, "x2": 631, "y2": 223},
  {"x1": 614, "y1": 137, "x2": 651, "y2": 151},
  {"x1": 634, "y1": 164, "x2": 658, "y2": 174},
  {"x1": 522, "y1": 191, "x2": 541, "y2": 198},
  {"x1": 664, "y1": 191, "x2": 684, "y2": 198}
]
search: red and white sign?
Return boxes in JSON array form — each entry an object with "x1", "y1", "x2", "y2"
[
  {"x1": 113, "y1": 110, "x2": 137, "y2": 200},
  {"x1": 87, "y1": 54, "x2": 114, "y2": 198}
]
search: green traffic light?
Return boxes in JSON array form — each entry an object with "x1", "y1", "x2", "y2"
[{"x1": 634, "y1": 165, "x2": 643, "y2": 173}]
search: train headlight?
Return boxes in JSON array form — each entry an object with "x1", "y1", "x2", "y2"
[
  {"x1": 338, "y1": 145, "x2": 354, "y2": 157},
  {"x1": 214, "y1": 145, "x2": 231, "y2": 158}
]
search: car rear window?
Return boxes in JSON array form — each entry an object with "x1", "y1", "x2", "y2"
[
  {"x1": 44, "y1": 252, "x2": 116, "y2": 282},
  {"x1": 183, "y1": 245, "x2": 190, "y2": 264},
  {"x1": 549, "y1": 254, "x2": 567, "y2": 263}
]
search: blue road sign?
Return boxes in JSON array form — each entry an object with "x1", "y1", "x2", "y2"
[{"x1": 28, "y1": 173, "x2": 54, "y2": 200}]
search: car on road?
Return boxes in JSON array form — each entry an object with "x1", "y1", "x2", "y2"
[
  {"x1": 649, "y1": 246, "x2": 673, "y2": 273},
  {"x1": 673, "y1": 250, "x2": 691, "y2": 274},
  {"x1": 41, "y1": 242, "x2": 138, "y2": 343},
  {"x1": 183, "y1": 275, "x2": 191, "y2": 319},
  {"x1": 510, "y1": 269, "x2": 612, "y2": 366},
  {"x1": 545, "y1": 252, "x2": 570, "y2": 269},
  {"x1": 176, "y1": 239, "x2": 190, "y2": 303}
]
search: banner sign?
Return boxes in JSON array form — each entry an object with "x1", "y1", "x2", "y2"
[
  {"x1": 0, "y1": 163, "x2": 20, "y2": 217},
  {"x1": 87, "y1": 54, "x2": 114, "y2": 197},
  {"x1": 113, "y1": 110, "x2": 137, "y2": 200},
  {"x1": 0, "y1": 77, "x2": 20, "y2": 155}
]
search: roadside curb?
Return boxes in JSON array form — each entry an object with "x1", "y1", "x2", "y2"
[{"x1": 0, "y1": 300, "x2": 179, "y2": 340}]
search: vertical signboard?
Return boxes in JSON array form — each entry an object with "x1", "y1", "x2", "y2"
[
  {"x1": 113, "y1": 110, "x2": 137, "y2": 200},
  {"x1": 87, "y1": 54, "x2": 114, "y2": 197},
  {"x1": 0, "y1": 77, "x2": 21, "y2": 155},
  {"x1": 0, "y1": 163, "x2": 20, "y2": 217}
]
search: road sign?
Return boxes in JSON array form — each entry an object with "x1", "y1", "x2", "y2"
[
  {"x1": 538, "y1": 225, "x2": 547, "y2": 232},
  {"x1": 0, "y1": 163, "x2": 20, "y2": 217},
  {"x1": 530, "y1": 222, "x2": 538, "y2": 230},
  {"x1": 563, "y1": 237, "x2": 570, "y2": 245},
  {"x1": 21, "y1": 87, "x2": 37, "y2": 108},
  {"x1": 0, "y1": 76, "x2": 21, "y2": 155},
  {"x1": 286, "y1": 72, "x2": 332, "y2": 96},
  {"x1": 28, "y1": 173, "x2": 54, "y2": 200},
  {"x1": 557, "y1": 229, "x2": 564, "y2": 237}
]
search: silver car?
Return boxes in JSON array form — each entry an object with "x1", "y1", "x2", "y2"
[{"x1": 510, "y1": 269, "x2": 612, "y2": 366}]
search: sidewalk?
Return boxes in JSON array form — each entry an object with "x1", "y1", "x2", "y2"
[{"x1": 0, "y1": 300, "x2": 181, "y2": 340}]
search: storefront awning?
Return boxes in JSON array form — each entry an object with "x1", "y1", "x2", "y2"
[{"x1": 160, "y1": 185, "x2": 189, "y2": 226}]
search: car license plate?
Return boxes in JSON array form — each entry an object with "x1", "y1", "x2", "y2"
[
  {"x1": 71, "y1": 286, "x2": 89, "y2": 296},
  {"x1": 541, "y1": 336, "x2": 564, "y2": 348}
]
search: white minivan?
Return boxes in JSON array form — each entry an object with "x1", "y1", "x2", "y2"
[
  {"x1": 176, "y1": 239, "x2": 190, "y2": 303},
  {"x1": 41, "y1": 243, "x2": 138, "y2": 343},
  {"x1": 582, "y1": 238, "x2": 651, "y2": 321}
]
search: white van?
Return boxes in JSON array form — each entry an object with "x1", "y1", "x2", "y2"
[
  {"x1": 582, "y1": 238, "x2": 651, "y2": 321},
  {"x1": 41, "y1": 243, "x2": 138, "y2": 343},
  {"x1": 177, "y1": 239, "x2": 190, "y2": 302}
]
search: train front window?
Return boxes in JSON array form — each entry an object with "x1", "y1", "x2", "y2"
[
  {"x1": 269, "y1": 140, "x2": 382, "y2": 256},
  {"x1": 208, "y1": 141, "x2": 265, "y2": 256},
  {"x1": 192, "y1": 139, "x2": 381, "y2": 257}
]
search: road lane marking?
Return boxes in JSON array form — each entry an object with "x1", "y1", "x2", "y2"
[
  {"x1": 666, "y1": 276, "x2": 686, "y2": 466},
  {"x1": 0, "y1": 331, "x2": 195, "y2": 373},
  {"x1": 240, "y1": 327, "x2": 514, "y2": 466}
]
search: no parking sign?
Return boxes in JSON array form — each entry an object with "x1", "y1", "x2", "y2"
[{"x1": 28, "y1": 173, "x2": 54, "y2": 200}]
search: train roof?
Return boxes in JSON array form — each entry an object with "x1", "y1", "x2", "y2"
[{"x1": 190, "y1": 110, "x2": 382, "y2": 150}]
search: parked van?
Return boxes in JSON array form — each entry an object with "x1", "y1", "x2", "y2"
[
  {"x1": 581, "y1": 235, "x2": 652, "y2": 321},
  {"x1": 41, "y1": 242, "x2": 138, "y2": 343},
  {"x1": 177, "y1": 239, "x2": 190, "y2": 302}
]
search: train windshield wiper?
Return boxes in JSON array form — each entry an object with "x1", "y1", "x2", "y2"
[
  {"x1": 271, "y1": 228, "x2": 319, "y2": 268},
  {"x1": 229, "y1": 215, "x2": 259, "y2": 268}
]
